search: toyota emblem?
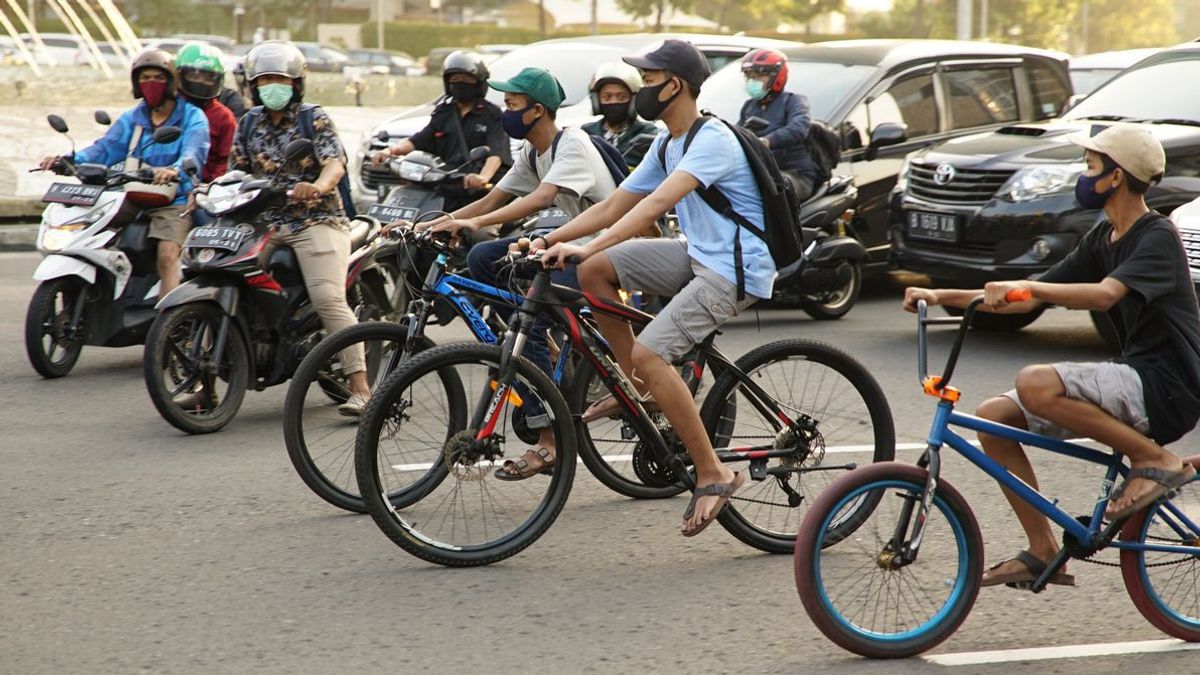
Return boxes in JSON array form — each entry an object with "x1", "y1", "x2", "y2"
[{"x1": 934, "y1": 164, "x2": 957, "y2": 186}]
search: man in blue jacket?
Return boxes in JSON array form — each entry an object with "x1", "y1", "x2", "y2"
[
  {"x1": 737, "y1": 48, "x2": 818, "y2": 201},
  {"x1": 41, "y1": 50, "x2": 210, "y2": 298}
]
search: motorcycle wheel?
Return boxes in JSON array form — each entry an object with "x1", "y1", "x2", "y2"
[
  {"x1": 800, "y1": 261, "x2": 862, "y2": 321},
  {"x1": 143, "y1": 304, "x2": 250, "y2": 434},
  {"x1": 25, "y1": 278, "x2": 87, "y2": 378}
]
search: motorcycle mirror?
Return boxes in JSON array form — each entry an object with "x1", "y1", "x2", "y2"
[
  {"x1": 151, "y1": 126, "x2": 182, "y2": 144},
  {"x1": 47, "y1": 114, "x2": 69, "y2": 134},
  {"x1": 181, "y1": 157, "x2": 200, "y2": 178},
  {"x1": 743, "y1": 116, "x2": 769, "y2": 133},
  {"x1": 376, "y1": 130, "x2": 390, "y2": 142},
  {"x1": 468, "y1": 146, "x2": 491, "y2": 162},
  {"x1": 94, "y1": 110, "x2": 112, "y2": 126},
  {"x1": 284, "y1": 138, "x2": 314, "y2": 163}
]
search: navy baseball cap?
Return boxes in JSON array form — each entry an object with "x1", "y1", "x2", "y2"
[{"x1": 622, "y1": 39, "x2": 711, "y2": 90}]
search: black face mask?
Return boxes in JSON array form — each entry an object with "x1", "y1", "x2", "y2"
[
  {"x1": 634, "y1": 78, "x2": 681, "y2": 122},
  {"x1": 599, "y1": 102, "x2": 632, "y2": 126},
  {"x1": 448, "y1": 82, "x2": 483, "y2": 103}
]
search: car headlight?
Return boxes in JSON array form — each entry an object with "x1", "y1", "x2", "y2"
[
  {"x1": 41, "y1": 224, "x2": 86, "y2": 252},
  {"x1": 1001, "y1": 164, "x2": 1086, "y2": 202}
]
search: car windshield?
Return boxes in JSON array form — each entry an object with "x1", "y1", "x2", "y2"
[
  {"x1": 1069, "y1": 69, "x2": 1122, "y2": 96},
  {"x1": 1067, "y1": 53, "x2": 1200, "y2": 124},
  {"x1": 485, "y1": 43, "x2": 629, "y2": 107},
  {"x1": 697, "y1": 59, "x2": 878, "y2": 123}
]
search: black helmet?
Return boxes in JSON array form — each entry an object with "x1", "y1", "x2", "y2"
[
  {"x1": 130, "y1": 49, "x2": 178, "y2": 100},
  {"x1": 441, "y1": 50, "x2": 489, "y2": 97},
  {"x1": 244, "y1": 40, "x2": 307, "y2": 105}
]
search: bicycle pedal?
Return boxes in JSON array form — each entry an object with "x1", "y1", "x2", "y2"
[{"x1": 749, "y1": 458, "x2": 768, "y2": 480}]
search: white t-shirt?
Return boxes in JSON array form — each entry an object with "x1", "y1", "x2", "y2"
[{"x1": 497, "y1": 127, "x2": 618, "y2": 219}]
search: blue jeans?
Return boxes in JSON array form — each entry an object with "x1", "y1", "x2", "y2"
[{"x1": 466, "y1": 236, "x2": 579, "y2": 429}]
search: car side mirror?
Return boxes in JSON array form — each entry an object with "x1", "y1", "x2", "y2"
[
  {"x1": 94, "y1": 110, "x2": 112, "y2": 126},
  {"x1": 151, "y1": 126, "x2": 182, "y2": 144},
  {"x1": 468, "y1": 146, "x2": 491, "y2": 162},
  {"x1": 866, "y1": 122, "x2": 908, "y2": 160},
  {"x1": 284, "y1": 138, "x2": 314, "y2": 163},
  {"x1": 47, "y1": 114, "x2": 69, "y2": 134}
]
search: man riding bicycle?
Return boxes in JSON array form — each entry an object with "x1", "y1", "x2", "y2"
[
  {"x1": 537, "y1": 39, "x2": 773, "y2": 536},
  {"x1": 904, "y1": 126, "x2": 1200, "y2": 587}
]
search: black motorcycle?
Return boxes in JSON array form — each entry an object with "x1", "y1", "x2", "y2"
[
  {"x1": 142, "y1": 139, "x2": 390, "y2": 434},
  {"x1": 369, "y1": 135, "x2": 491, "y2": 222}
]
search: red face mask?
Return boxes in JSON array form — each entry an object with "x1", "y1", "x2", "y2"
[{"x1": 140, "y1": 81, "x2": 168, "y2": 109}]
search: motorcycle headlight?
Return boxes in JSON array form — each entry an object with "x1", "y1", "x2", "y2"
[
  {"x1": 399, "y1": 161, "x2": 430, "y2": 182},
  {"x1": 199, "y1": 188, "x2": 260, "y2": 214},
  {"x1": 1000, "y1": 164, "x2": 1086, "y2": 203},
  {"x1": 41, "y1": 224, "x2": 86, "y2": 252}
]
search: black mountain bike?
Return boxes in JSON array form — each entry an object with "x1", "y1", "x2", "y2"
[{"x1": 353, "y1": 251, "x2": 895, "y2": 567}]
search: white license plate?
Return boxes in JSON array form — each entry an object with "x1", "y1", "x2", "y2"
[
  {"x1": 368, "y1": 204, "x2": 419, "y2": 223},
  {"x1": 908, "y1": 211, "x2": 958, "y2": 242}
]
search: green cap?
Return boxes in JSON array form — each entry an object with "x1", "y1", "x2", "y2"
[{"x1": 489, "y1": 67, "x2": 566, "y2": 111}]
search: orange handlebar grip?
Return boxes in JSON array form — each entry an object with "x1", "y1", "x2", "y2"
[{"x1": 1006, "y1": 288, "x2": 1032, "y2": 303}]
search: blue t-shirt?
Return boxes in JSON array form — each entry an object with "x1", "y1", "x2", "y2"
[{"x1": 621, "y1": 119, "x2": 775, "y2": 299}]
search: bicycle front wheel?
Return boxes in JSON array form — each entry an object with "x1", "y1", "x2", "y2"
[
  {"x1": 795, "y1": 462, "x2": 982, "y2": 659},
  {"x1": 1120, "y1": 456, "x2": 1200, "y2": 641},
  {"x1": 701, "y1": 339, "x2": 895, "y2": 553},
  {"x1": 355, "y1": 342, "x2": 577, "y2": 567},
  {"x1": 283, "y1": 320, "x2": 433, "y2": 513}
]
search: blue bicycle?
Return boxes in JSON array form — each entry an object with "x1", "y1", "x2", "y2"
[{"x1": 793, "y1": 294, "x2": 1200, "y2": 658}]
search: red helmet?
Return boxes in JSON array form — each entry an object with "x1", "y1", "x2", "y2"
[{"x1": 740, "y1": 49, "x2": 788, "y2": 96}]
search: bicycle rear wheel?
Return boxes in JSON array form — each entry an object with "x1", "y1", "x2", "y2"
[
  {"x1": 355, "y1": 342, "x2": 577, "y2": 567},
  {"x1": 1120, "y1": 456, "x2": 1200, "y2": 641},
  {"x1": 283, "y1": 321, "x2": 433, "y2": 513},
  {"x1": 795, "y1": 462, "x2": 982, "y2": 659},
  {"x1": 700, "y1": 339, "x2": 895, "y2": 553}
]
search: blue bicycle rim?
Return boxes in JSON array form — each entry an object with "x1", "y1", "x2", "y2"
[{"x1": 1137, "y1": 502, "x2": 1200, "y2": 630}]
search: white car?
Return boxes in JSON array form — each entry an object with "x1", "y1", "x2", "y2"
[{"x1": 1171, "y1": 197, "x2": 1200, "y2": 286}]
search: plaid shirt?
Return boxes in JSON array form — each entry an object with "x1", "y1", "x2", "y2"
[{"x1": 230, "y1": 103, "x2": 348, "y2": 232}]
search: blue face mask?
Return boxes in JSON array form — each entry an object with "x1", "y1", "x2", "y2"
[
  {"x1": 258, "y1": 83, "x2": 293, "y2": 111},
  {"x1": 1074, "y1": 160, "x2": 1118, "y2": 210},
  {"x1": 745, "y1": 78, "x2": 768, "y2": 101},
  {"x1": 501, "y1": 104, "x2": 539, "y2": 140}
]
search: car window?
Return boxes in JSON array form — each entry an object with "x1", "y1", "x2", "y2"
[
  {"x1": 1070, "y1": 68, "x2": 1122, "y2": 96},
  {"x1": 42, "y1": 38, "x2": 79, "y2": 49},
  {"x1": 944, "y1": 68, "x2": 1019, "y2": 130},
  {"x1": 1027, "y1": 60, "x2": 1071, "y2": 119},
  {"x1": 872, "y1": 73, "x2": 939, "y2": 137},
  {"x1": 1067, "y1": 53, "x2": 1200, "y2": 123},
  {"x1": 697, "y1": 60, "x2": 878, "y2": 125}
]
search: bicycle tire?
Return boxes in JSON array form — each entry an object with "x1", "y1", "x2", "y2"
[
  {"x1": 795, "y1": 462, "x2": 983, "y2": 659},
  {"x1": 355, "y1": 342, "x2": 577, "y2": 567},
  {"x1": 283, "y1": 320, "x2": 435, "y2": 513},
  {"x1": 1120, "y1": 455, "x2": 1200, "y2": 641},
  {"x1": 700, "y1": 338, "x2": 894, "y2": 553}
]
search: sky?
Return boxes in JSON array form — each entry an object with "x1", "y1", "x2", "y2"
[{"x1": 845, "y1": 0, "x2": 895, "y2": 11}]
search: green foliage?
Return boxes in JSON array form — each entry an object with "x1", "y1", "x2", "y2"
[
  {"x1": 361, "y1": 22, "x2": 585, "y2": 56},
  {"x1": 1077, "y1": 0, "x2": 1177, "y2": 52},
  {"x1": 616, "y1": 0, "x2": 696, "y2": 31}
]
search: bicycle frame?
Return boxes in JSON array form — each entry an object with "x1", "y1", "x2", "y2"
[{"x1": 902, "y1": 299, "x2": 1200, "y2": 590}]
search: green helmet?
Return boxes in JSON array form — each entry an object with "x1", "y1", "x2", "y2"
[{"x1": 176, "y1": 42, "x2": 225, "y2": 100}]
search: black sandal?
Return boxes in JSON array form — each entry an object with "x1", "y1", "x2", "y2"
[{"x1": 982, "y1": 550, "x2": 1076, "y2": 589}]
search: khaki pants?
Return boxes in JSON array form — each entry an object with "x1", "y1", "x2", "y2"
[{"x1": 273, "y1": 224, "x2": 365, "y2": 374}]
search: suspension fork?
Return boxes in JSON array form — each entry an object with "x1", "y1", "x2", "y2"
[{"x1": 67, "y1": 285, "x2": 88, "y2": 337}]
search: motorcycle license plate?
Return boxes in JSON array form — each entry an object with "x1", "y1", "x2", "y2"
[
  {"x1": 187, "y1": 226, "x2": 244, "y2": 251},
  {"x1": 535, "y1": 207, "x2": 570, "y2": 229},
  {"x1": 907, "y1": 211, "x2": 958, "y2": 243},
  {"x1": 43, "y1": 183, "x2": 103, "y2": 206},
  {"x1": 367, "y1": 204, "x2": 419, "y2": 223}
]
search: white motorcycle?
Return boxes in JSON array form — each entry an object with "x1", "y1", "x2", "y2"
[{"x1": 24, "y1": 112, "x2": 182, "y2": 378}]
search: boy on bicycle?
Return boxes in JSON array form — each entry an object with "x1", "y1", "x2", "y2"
[
  {"x1": 904, "y1": 126, "x2": 1200, "y2": 587},
  {"x1": 539, "y1": 40, "x2": 773, "y2": 537}
]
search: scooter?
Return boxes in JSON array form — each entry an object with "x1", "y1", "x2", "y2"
[
  {"x1": 743, "y1": 116, "x2": 866, "y2": 320},
  {"x1": 142, "y1": 139, "x2": 391, "y2": 434},
  {"x1": 369, "y1": 135, "x2": 491, "y2": 223},
  {"x1": 24, "y1": 112, "x2": 182, "y2": 377}
]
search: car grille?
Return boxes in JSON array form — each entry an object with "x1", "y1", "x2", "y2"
[
  {"x1": 1179, "y1": 227, "x2": 1200, "y2": 276},
  {"x1": 908, "y1": 163, "x2": 1015, "y2": 206}
]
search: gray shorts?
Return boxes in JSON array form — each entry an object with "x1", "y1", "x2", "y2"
[
  {"x1": 1003, "y1": 362, "x2": 1150, "y2": 439},
  {"x1": 604, "y1": 238, "x2": 756, "y2": 363}
]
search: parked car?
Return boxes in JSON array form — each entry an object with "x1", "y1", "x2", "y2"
[
  {"x1": 1069, "y1": 48, "x2": 1160, "y2": 97},
  {"x1": 294, "y1": 42, "x2": 351, "y2": 72},
  {"x1": 17, "y1": 33, "x2": 84, "y2": 66},
  {"x1": 891, "y1": 42, "x2": 1200, "y2": 333},
  {"x1": 171, "y1": 34, "x2": 236, "y2": 52},
  {"x1": 347, "y1": 48, "x2": 416, "y2": 75},
  {"x1": 698, "y1": 39, "x2": 1072, "y2": 269},
  {"x1": 355, "y1": 33, "x2": 799, "y2": 205},
  {"x1": 142, "y1": 37, "x2": 240, "y2": 73}
]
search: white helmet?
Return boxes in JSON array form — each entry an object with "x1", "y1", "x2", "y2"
[{"x1": 589, "y1": 61, "x2": 643, "y2": 116}]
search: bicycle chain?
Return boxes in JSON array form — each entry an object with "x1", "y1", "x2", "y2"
[{"x1": 1074, "y1": 533, "x2": 1193, "y2": 569}]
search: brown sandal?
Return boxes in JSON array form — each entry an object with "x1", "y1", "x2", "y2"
[
  {"x1": 494, "y1": 446, "x2": 555, "y2": 481},
  {"x1": 681, "y1": 472, "x2": 746, "y2": 537},
  {"x1": 581, "y1": 394, "x2": 660, "y2": 423},
  {"x1": 1105, "y1": 464, "x2": 1196, "y2": 521}
]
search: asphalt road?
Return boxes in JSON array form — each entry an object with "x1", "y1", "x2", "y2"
[{"x1": 2, "y1": 251, "x2": 1197, "y2": 674}]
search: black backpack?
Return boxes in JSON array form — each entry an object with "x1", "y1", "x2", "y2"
[
  {"x1": 238, "y1": 103, "x2": 357, "y2": 218},
  {"x1": 658, "y1": 114, "x2": 803, "y2": 299},
  {"x1": 528, "y1": 129, "x2": 631, "y2": 187},
  {"x1": 805, "y1": 119, "x2": 841, "y2": 187}
]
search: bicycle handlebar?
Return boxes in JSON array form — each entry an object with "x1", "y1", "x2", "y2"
[{"x1": 917, "y1": 288, "x2": 1032, "y2": 390}]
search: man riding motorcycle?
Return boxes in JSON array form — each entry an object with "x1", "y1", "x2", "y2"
[
  {"x1": 370, "y1": 50, "x2": 510, "y2": 213},
  {"x1": 39, "y1": 49, "x2": 210, "y2": 299},
  {"x1": 230, "y1": 40, "x2": 370, "y2": 415},
  {"x1": 582, "y1": 62, "x2": 658, "y2": 167},
  {"x1": 737, "y1": 48, "x2": 819, "y2": 201},
  {"x1": 176, "y1": 43, "x2": 237, "y2": 182}
]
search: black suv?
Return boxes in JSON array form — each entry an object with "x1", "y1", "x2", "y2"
[
  {"x1": 893, "y1": 42, "x2": 1200, "y2": 331},
  {"x1": 698, "y1": 39, "x2": 1072, "y2": 267}
]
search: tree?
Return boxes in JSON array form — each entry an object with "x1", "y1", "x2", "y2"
[
  {"x1": 1076, "y1": 0, "x2": 1176, "y2": 52},
  {"x1": 617, "y1": 0, "x2": 697, "y2": 32}
]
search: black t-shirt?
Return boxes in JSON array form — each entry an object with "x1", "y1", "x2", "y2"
[
  {"x1": 408, "y1": 98, "x2": 512, "y2": 169},
  {"x1": 1040, "y1": 212, "x2": 1200, "y2": 444}
]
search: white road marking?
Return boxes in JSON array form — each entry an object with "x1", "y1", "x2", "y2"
[{"x1": 923, "y1": 639, "x2": 1200, "y2": 666}]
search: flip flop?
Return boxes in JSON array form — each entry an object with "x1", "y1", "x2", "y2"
[
  {"x1": 1105, "y1": 463, "x2": 1196, "y2": 521},
  {"x1": 494, "y1": 446, "x2": 555, "y2": 481},
  {"x1": 982, "y1": 550, "x2": 1076, "y2": 588},
  {"x1": 581, "y1": 394, "x2": 660, "y2": 423},
  {"x1": 681, "y1": 471, "x2": 746, "y2": 538}
]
